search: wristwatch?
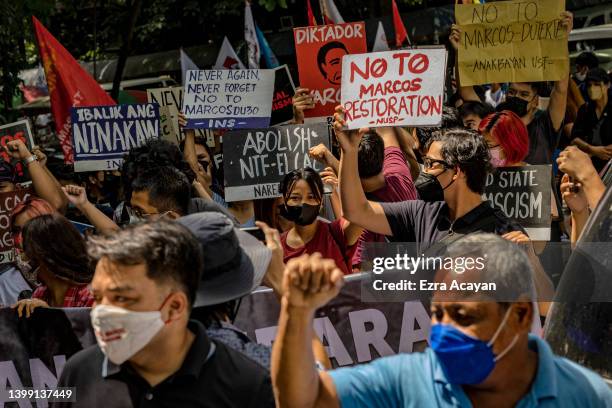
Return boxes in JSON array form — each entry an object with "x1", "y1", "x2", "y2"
[{"x1": 23, "y1": 155, "x2": 38, "y2": 166}]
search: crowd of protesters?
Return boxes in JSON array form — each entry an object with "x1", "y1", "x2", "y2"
[{"x1": 0, "y1": 7, "x2": 610, "y2": 408}]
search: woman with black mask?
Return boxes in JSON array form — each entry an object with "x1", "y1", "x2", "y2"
[{"x1": 279, "y1": 168, "x2": 362, "y2": 274}]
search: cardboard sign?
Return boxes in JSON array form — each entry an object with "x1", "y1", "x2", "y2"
[
  {"x1": 341, "y1": 48, "x2": 446, "y2": 129},
  {"x1": 147, "y1": 86, "x2": 217, "y2": 146},
  {"x1": 455, "y1": 0, "x2": 568, "y2": 86},
  {"x1": 70, "y1": 104, "x2": 160, "y2": 172},
  {"x1": 0, "y1": 189, "x2": 32, "y2": 264},
  {"x1": 270, "y1": 65, "x2": 296, "y2": 126},
  {"x1": 222, "y1": 123, "x2": 331, "y2": 201},
  {"x1": 182, "y1": 69, "x2": 275, "y2": 129},
  {"x1": 483, "y1": 165, "x2": 552, "y2": 240},
  {"x1": 0, "y1": 120, "x2": 35, "y2": 182},
  {"x1": 294, "y1": 22, "x2": 367, "y2": 119},
  {"x1": 158, "y1": 106, "x2": 178, "y2": 145}
]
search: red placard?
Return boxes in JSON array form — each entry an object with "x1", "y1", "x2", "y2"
[{"x1": 294, "y1": 22, "x2": 367, "y2": 118}]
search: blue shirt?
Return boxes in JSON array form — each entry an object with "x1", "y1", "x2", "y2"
[{"x1": 329, "y1": 335, "x2": 611, "y2": 407}]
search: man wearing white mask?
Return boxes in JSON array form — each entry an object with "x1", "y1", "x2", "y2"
[
  {"x1": 271, "y1": 234, "x2": 612, "y2": 407},
  {"x1": 54, "y1": 220, "x2": 274, "y2": 408}
]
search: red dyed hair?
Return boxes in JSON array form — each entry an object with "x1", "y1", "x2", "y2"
[
  {"x1": 10, "y1": 197, "x2": 56, "y2": 226},
  {"x1": 479, "y1": 110, "x2": 529, "y2": 165}
]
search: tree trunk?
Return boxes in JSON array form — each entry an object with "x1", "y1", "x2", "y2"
[{"x1": 110, "y1": 0, "x2": 143, "y2": 101}]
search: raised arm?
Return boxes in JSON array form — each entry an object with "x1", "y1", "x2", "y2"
[
  {"x1": 547, "y1": 12, "x2": 574, "y2": 132},
  {"x1": 557, "y1": 146, "x2": 605, "y2": 210},
  {"x1": 292, "y1": 88, "x2": 315, "y2": 125},
  {"x1": 449, "y1": 24, "x2": 480, "y2": 103},
  {"x1": 62, "y1": 185, "x2": 120, "y2": 235},
  {"x1": 5, "y1": 140, "x2": 67, "y2": 211},
  {"x1": 271, "y1": 253, "x2": 342, "y2": 408},
  {"x1": 334, "y1": 106, "x2": 392, "y2": 236},
  {"x1": 559, "y1": 174, "x2": 589, "y2": 245}
]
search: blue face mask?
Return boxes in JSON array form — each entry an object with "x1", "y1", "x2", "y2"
[{"x1": 429, "y1": 307, "x2": 518, "y2": 385}]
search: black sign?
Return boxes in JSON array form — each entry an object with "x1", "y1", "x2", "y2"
[
  {"x1": 483, "y1": 165, "x2": 552, "y2": 240},
  {"x1": 270, "y1": 65, "x2": 296, "y2": 126},
  {"x1": 222, "y1": 123, "x2": 331, "y2": 201},
  {"x1": 0, "y1": 120, "x2": 35, "y2": 183}
]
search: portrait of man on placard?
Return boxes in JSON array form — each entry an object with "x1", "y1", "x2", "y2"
[{"x1": 317, "y1": 41, "x2": 349, "y2": 85}]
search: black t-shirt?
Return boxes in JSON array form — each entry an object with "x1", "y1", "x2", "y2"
[
  {"x1": 53, "y1": 320, "x2": 274, "y2": 408},
  {"x1": 525, "y1": 110, "x2": 562, "y2": 165},
  {"x1": 571, "y1": 97, "x2": 612, "y2": 172},
  {"x1": 381, "y1": 200, "x2": 525, "y2": 253}
]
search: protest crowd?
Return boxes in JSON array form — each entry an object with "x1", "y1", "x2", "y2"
[{"x1": 0, "y1": 0, "x2": 612, "y2": 407}]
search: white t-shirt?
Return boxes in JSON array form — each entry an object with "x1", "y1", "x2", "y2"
[{"x1": 0, "y1": 266, "x2": 31, "y2": 307}]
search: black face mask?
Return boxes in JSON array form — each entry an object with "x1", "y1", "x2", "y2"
[
  {"x1": 496, "y1": 96, "x2": 529, "y2": 117},
  {"x1": 280, "y1": 203, "x2": 320, "y2": 226},
  {"x1": 415, "y1": 170, "x2": 454, "y2": 202}
]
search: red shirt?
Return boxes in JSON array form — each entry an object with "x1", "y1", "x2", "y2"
[
  {"x1": 32, "y1": 284, "x2": 94, "y2": 307},
  {"x1": 281, "y1": 219, "x2": 356, "y2": 275},
  {"x1": 353, "y1": 147, "x2": 417, "y2": 268}
]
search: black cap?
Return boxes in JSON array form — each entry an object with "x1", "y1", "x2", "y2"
[{"x1": 586, "y1": 67, "x2": 610, "y2": 84}]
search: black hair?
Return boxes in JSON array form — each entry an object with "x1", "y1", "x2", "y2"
[
  {"x1": 358, "y1": 132, "x2": 384, "y2": 178},
  {"x1": 511, "y1": 82, "x2": 543, "y2": 95},
  {"x1": 23, "y1": 213, "x2": 94, "y2": 284},
  {"x1": 459, "y1": 101, "x2": 494, "y2": 120},
  {"x1": 87, "y1": 220, "x2": 203, "y2": 307},
  {"x1": 586, "y1": 67, "x2": 610, "y2": 84},
  {"x1": 279, "y1": 167, "x2": 324, "y2": 203},
  {"x1": 425, "y1": 128, "x2": 492, "y2": 194},
  {"x1": 131, "y1": 166, "x2": 191, "y2": 216},
  {"x1": 317, "y1": 41, "x2": 349, "y2": 79},
  {"x1": 576, "y1": 51, "x2": 599, "y2": 70},
  {"x1": 121, "y1": 139, "x2": 195, "y2": 202},
  {"x1": 415, "y1": 106, "x2": 462, "y2": 153}
]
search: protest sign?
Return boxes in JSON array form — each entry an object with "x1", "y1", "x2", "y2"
[
  {"x1": 0, "y1": 120, "x2": 35, "y2": 182},
  {"x1": 294, "y1": 22, "x2": 367, "y2": 119},
  {"x1": 0, "y1": 189, "x2": 32, "y2": 264},
  {"x1": 483, "y1": 165, "x2": 552, "y2": 240},
  {"x1": 158, "y1": 106, "x2": 178, "y2": 145},
  {"x1": 147, "y1": 86, "x2": 182, "y2": 143},
  {"x1": 455, "y1": 0, "x2": 568, "y2": 86},
  {"x1": 182, "y1": 69, "x2": 275, "y2": 129},
  {"x1": 234, "y1": 275, "x2": 430, "y2": 368},
  {"x1": 222, "y1": 123, "x2": 331, "y2": 201},
  {"x1": 147, "y1": 86, "x2": 217, "y2": 146},
  {"x1": 70, "y1": 104, "x2": 160, "y2": 172},
  {"x1": 0, "y1": 308, "x2": 90, "y2": 407},
  {"x1": 341, "y1": 48, "x2": 446, "y2": 129},
  {"x1": 270, "y1": 65, "x2": 296, "y2": 126}
]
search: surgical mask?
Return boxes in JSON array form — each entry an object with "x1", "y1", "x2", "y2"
[
  {"x1": 575, "y1": 71, "x2": 587, "y2": 82},
  {"x1": 91, "y1": 302, "x2": 167, "y2": 365},
  {"x1": 489, "y1": 146, "x2": 506, "y2": 167},
  {"x1": 497, "y1": 96, "x2": 529, "y2": 117},
  {"x1": 280, "y1": 203, "x2": 320, "y2": 226},
  {"x1": 415, "y1": 170, "x2": 454, "y2": 202},
  {"x1": 588, "y1": 85, "x2": 603, "y2": 101},
  {"x1": 429, "y1": 307, "x2": 519, "y2": 385}
]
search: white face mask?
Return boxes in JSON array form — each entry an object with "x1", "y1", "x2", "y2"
[
  {"x1": 575, "y1": 71, "x2": 587, "y2": 82},
  {"x1": 91, "y1": 304, "x2": 166, "y2": 365}
]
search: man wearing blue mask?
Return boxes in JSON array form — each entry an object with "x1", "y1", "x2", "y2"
[{"x1": 271, "y1": 235, "x2": 612, "y2": 408}]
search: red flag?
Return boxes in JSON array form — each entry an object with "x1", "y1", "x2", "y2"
[
  {"x1": 307, "y1": 0, "x2": 317, "y2": 26},
  {"x1": 392, "y1": 0, "x2": 410, "y2": 47},
  {"x1": 32, "y1": 16, "x2": 115, "y2": 163}
]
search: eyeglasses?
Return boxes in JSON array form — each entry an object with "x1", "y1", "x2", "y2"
[
  {"x1": 132, "y1": 209, "x2": 171, "y2": 220},
  {"x1": 423, "y1": 157, "x2": 451, "y2": 170}
]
